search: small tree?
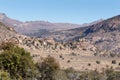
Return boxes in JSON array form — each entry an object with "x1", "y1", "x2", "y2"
[
  {"x1": 0, "y1": 43, "x2": 37, "y2": 79},
  {"x1": 37, "y1": 56, "x2": 60, "y2": 80}
]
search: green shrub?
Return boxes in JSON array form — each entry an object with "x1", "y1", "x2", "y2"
[
  {"x1": 37, "y1": 56, "x2": 60, "y2": 80},
  {"x1": 106, "y1": 70, "x2": 116, "y2": 80},
  {"x1": 96, "y1": 61, "x2": 100, "y2": 64},
  {"x1": 118, "y1": 62, "x2": 120, "y2": 66},
  {"x1": 88, "y1": 63, "x2": 91, "y2": 66},
  {"x1": 0, "y1": 70, "x2": 11, "y2": 80},
  {"x1": 0, "y1": 44, "x2": 36, "y2": 79},
  {"x1": 52, "y1": 70, "x2": 69, "y2": 80},
  {"x1": 67, "y1": 60, "x2": 71, "y2": 63},
  {"x1": 0, "y1": 42, "x2": 14, "y2": 50},
  {"x1": 111, "y1": 60, "x2": 116, "y2": 64}
]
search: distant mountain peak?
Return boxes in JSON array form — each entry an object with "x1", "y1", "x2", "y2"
[
  {"x1": 0, "y1": 13, "x2": 6, "y2": 20},
  {"x1": 112, "y1": 15, "x2": 120, "y2": 18},
  {"x1": 101, "y1": 15, "x2": 120, "y2": 31},
  {"x1": 106, "y1": 15, "x2": 120, "y2": 23},
  {"x1": 0, "y1": 13, "x2": 6, "y2": 16}
]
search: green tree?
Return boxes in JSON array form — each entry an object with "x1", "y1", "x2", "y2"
[
  {"x1": 37, "y1": 56, "x2": 60, "y2": 80},
  {"x1": 0, "y1": 43, "x2": 36, "y2": 79}
]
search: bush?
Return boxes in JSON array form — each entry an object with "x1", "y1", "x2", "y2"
[
  {"x1": 0, "y1": 44, "x2": 37, "y2": 79},
  {"x1": 111, "y1": 60, "x2": 116, "y2": 64},
  {"x1": 0, "y1": 42, "x2": 14, "y2": 50},
  {"x1": 88, "y1": 63, "x2": 91, "y2": 66},
  {"x1": 67, "y1": 60, "x2": 71, "y2": 63},
  {"x1": 110, "y1": 53, "x2": 116, "y2": 57},
  {"x1": 52, "y1": 70, "x2": 69, "y2": 80},
  {"x1": 37, "y1": 56, "x2": 60, "y2": 80},
  {"x1": 96, "y1": 61, "x2": 100, "y2": 64},
  {"x1": 0, "y1": 70, "x2": 11, "y2": 80},
  {"x1": 118, "y1": 62, "x2": 120, "y2": 66},
  {"x1": 104, "y1": 68, "x2": 116, "y2": 80}
]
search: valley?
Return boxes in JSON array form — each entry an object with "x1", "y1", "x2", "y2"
[{"x1": 0, "y1": 13, "x2": 120, "y2": 72}]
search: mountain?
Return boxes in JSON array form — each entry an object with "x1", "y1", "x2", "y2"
[
  {"x1": 0, "y1": 13, "x2": 22, "y2": 28},
  {"x1": 81, "y1": 15, "x2": 120, "y2": 56},
  {"x1": 0, "y1": 13, "x2": 100, "y2": 59},
  {"x1": 0, "y1": 13, "x2": 82, "y2": 35},
  {"x1": 1, "y1": 12, "x2": 120, "y2": 56},
  {"x1": 46, "y1": 15, "x2": 120, "y2": 40},
  {"x1": 0, "y1": 13, "x2": 103, "y2": 38},
  {"x1": 0, "y1": 22, "x2": 17, "y2": 41},
  {"x1": 46, "y1": 15, "x2": 120, "y2": 56},
  {"x1": 0, "y1": 15, "x2": 120, "y2": 71}
]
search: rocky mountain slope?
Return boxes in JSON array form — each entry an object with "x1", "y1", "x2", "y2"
[
  {"x1": 0, "y1": 22, "x2": 16, "y2": 41},
  {"x1": 82, "y1": 15, "x2": 120, "y2": 56},
  {"x1": 45, "y1": 15, "x2": 120, "y2": 56}
]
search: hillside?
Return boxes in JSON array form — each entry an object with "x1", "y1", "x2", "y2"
[
  {"x1": 0, "y1": 22, "x2": 16, "y2": 41},
  {"x1": 82, "y1": 15, "x2": 120, "y2": 56},
  {"x1": 46, "y1": 15, "x2": 120, "y2": 56}
]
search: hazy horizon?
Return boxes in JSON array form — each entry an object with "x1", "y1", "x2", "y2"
[{"x1": 0, "y1": 0, "x2": 120, "y2": 24}]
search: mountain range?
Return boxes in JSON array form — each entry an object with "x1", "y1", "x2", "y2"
[
  {"x1": 0, "y1": 13, "x2": 120, "y2": 57},
  {"x1": 0, "y1": 13, "x2": 102, "y2": 37},
  {"x1": 0, "y1": 13, "x2": 80, "y2": 34},
  {"x1": 1, "y1": 13, "x2": 120, "y2": 71}
]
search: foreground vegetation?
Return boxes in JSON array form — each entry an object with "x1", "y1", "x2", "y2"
[{"x1": 0, "y1": 42, "x2": 120, "y2": 80}]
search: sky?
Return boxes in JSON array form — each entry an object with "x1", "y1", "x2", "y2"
[{"x1": 0, "y1": 0, "x2": 120, "y2": 24}]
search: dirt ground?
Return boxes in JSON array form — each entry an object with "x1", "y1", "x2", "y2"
[{"x1": 25, "y1": 47, "x2": 120, "y2": 71}]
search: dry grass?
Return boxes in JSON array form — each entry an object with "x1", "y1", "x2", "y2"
[{"x1": 23, "y1": 46, "x2": 120, "y2": 71}]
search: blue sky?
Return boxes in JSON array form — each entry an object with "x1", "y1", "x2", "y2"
[{"x1": 0, "y1": 0, "x2": 120, "y2": 24}]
